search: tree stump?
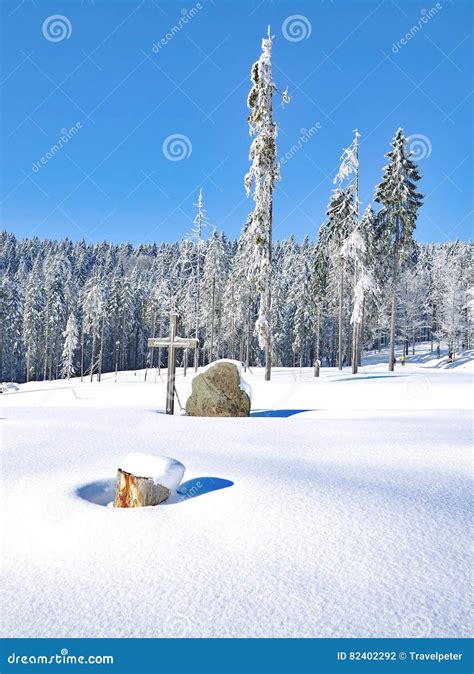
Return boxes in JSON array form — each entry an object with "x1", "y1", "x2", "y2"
[{"x1": 113, "y1": 469, "x2": 170, "y2": 508}]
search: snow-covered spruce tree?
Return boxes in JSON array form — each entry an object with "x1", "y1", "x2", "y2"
[
  {"x1": 233, "y1": 217, "x2": 256, "y2": 369},
  {"x1": 42, "y1": 255, "x2": 68, "y2": 380},
  {"x1": 334, "y1": 130, "x2": 362, "y2": 373},
  {"x1": 0, "y1": 272, "x2": 23, "y2": 382},
  {"x1": 312, "y1": 223, "x2": 331, "y2": 376},
  {"x1": 326, "y1": 186, "x2": 357, "y2": 369},
  {"x1": 82, "y1": 276, "x2": 104, "y2": 382},
  {"x1": 244, "y1": 27, "x2": 288, "y2": 381},
  {"x1": 374, "y1": 128, "x2": 423, "y2": 371},
  {"x1": 191, "y1": 189, "x2": 211, "y2": 369},
  {"x1": 288, "y1": 237, "x2": 313, "y2": 368},
  {"x1": 61, "y1": 313, "x2": 78, "y2": 380},
  {"x1": 201, "y1": 231, "x2": 227, "y2": 364},
  {"x1": 22, "y1": 261, "x2": 44, "y2": 382},
  {"x1": 341, "y1": 204, "x2": 377, "y2": 373},
  {"x1": 441, "y1": 241, "x2": 468, "y2": 359}
]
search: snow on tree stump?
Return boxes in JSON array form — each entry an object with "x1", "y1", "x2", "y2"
[{"x1": 113, "y1": 453, "x2": 185, "y2": 508}]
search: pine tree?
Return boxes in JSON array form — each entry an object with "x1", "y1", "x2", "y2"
[
  {"x1": 22, "y1": 261, "x2": 44, "y2": 382},
  {"x1": 201, "y1": 232, "x2": 227, "y2": 363},
  {"x1": 288, "y1": 238, "x2": 313, "y2": 368},
  {"x1": 326, "y1": 186, "x2": 357, "y2": 369},
  {"x1": 374, "y1": 128, "x2": 423, "y2": 371},
  {"x1": 191, "y1": 189, "x2": 211, "y2": 369},
  {"x1": 61, "y1": 313, "x2": 78, "y2": 380},
  {"x1": 244, "y1": 27, "x2": 288, "y2": 381},
  {"x1": 82, "y1": 276, "x2": 104, "y2": 382},
  {"x1": 341, "y1": 205, "x2": 377, "y2": 373},
  {"x1": 313, "y1": 223, "x2": 331, "y2": 376}
]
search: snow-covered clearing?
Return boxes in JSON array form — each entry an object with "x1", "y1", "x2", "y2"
[{"x1": 1, "y1": 345, "x2": 472, "y2": 637}]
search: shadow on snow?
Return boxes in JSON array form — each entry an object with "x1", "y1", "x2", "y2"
[
  {"x1": 250, "y1": 409, "x2": 315, "y2": 418},
  {"x1": 75, "y1": 476, "x2": 233, "y2": 507}
]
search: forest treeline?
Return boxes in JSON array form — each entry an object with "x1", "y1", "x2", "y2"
[{"x1": 0, "y1": 228, "x2": 472, "y2": 383}]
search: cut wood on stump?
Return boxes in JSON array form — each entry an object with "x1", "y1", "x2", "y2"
[
  {"x1": 113, "y1": 469, "x2": 170, "y2": 508},
  {"x1": 113, "y1": 452, "x2": 185, "y2": 508}
]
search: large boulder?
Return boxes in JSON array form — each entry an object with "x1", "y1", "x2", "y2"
[{"x1": 186, "y1": 361, "x2": 251, "y2": 417}]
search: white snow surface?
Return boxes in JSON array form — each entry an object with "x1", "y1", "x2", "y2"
[
  {"x1": 119, "y1": 453, "x2": 185, "y2": 490},
  {"x1": 1, "y1": 344, "x2": 472, "y2": 638}
]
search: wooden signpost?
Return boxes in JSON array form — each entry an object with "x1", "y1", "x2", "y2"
[{"x1": 148, "y1": 312, "x2": 198, "y2": 415}]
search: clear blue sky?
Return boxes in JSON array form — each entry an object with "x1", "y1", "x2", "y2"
[{"x1": 1, "y1": 0, "x2": 472, "y2": 244}]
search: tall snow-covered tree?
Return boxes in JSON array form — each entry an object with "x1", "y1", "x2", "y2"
[
  {"x1": 374, "y1": 127, "x2": 423, "y2": 371},
  {"x1": 334, "y1": 129, "x2": 362, "y2": 373},
  {"x1": 201, "y1": 232, "x2": 227, "y2": 363},
  {"x1": 326, "y1": 186, "x2": 357, "y2": 369},
  {"x1": 341, "y1": 204, "x2": 377, "y2": 373},
  {"x1": 82, "y1": 276, "x2": 104, "y2": 382},
  {"x1": 191, "y1": 189, "x2": 211, "y2": 369},
  {"x1": 288, "y1": 237, "x2": 313, "y2": 368},
  {"x1": 244, "y1": 27, "x2": 288, "y2": 381},
  {"x1": 22, "y1": 261, "x2": 44, "y2": 382},
  {"x1": 61, "y1": 312, "x2": 78, "y2": 380}
]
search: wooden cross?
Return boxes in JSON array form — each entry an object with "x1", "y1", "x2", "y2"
[{"x1": 148, "y1": 312, "x2": 198, "y2": 415}]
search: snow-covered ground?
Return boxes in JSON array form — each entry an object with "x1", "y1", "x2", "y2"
[{"x1": 1, "y1": 344, "x2": 472, "y2": 637}]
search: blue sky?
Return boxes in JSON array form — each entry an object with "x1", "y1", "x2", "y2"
[{"x1": 1, "y1": 0, "x2": 472, "y2": 244}]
